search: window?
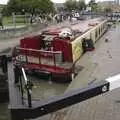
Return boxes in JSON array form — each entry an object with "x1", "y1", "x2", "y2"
[
  {"x1": 95, "y1": 29, "x2": 98, "y2": 39},
  {"x1": 101, "y1": 26, "x2": 102, "y2": 33},
  {"x1": 99, "y1": 27, "x2": 101, "y2": 35}
]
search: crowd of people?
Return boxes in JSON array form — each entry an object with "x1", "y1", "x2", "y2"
[
  {"x1": 107, "y1": 12, "x2": 120, "y2": 22},
  {"x1": 0, "y1": 11, "x2": 91, "y2": 30},
  {"x1": 30, "y1": 12, "x2": 83, "y2": 24}
]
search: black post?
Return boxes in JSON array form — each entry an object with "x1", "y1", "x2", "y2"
[
  {"x1": 27, "y1": 89, "x2": 32, "y2": 108},
  {"x1": 26, "y1": 80, "x2": 32, "y2": 108},
  {"x1": 14, "y1": 66, "x2": 20, "y2": 84},
  {"x1": 19, "y1": 73, "x2": 24, "y2": 103},
  {"x1": 14, "y1": 66, "x2": 24, "y2": 103},
  {"x1": 1, "y1": 55, "x2": 8, "y2": 73}
]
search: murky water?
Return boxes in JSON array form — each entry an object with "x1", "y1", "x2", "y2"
[
  {"x1": 0, "y1": 103, "x2": 10, "y2": 120},
  {"x1": 0, "y1": 74, "x2": 69, "y2": 120},
  {"x1": 23, "y1": 75, "x2": 69, "y2": 100}
]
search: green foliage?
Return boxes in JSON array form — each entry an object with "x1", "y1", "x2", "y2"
[
  {"x1": 1, "y1": 6, "x2": 9, "y2": 15},
  {"x1": 64, "y1": 0, "x2": 77, "y2": 11},
  {"x1": 88, "y1": 0, "x2": 97, "y2": 12},
  {"x1": 2, "y1": 0, "x2": 55, "y2": 15},
  {"x1": 64, "y1": 0, "x2": 86, "y2": 11},
  {"x1": 3, "y1": 16, "x2": 26, "y2": 26},
  {"x1": 88, "y1": 0, "x2": 96, "y2": 6},
  {"x1": 104, "y1": 7, "x2": 112, "y2": 13},
  {"x1": 0, "y1": 4, "x2": 5, "y2": 12},
  {"x1": 77, "y1": 0, "x2": 86, "y2": 10}
]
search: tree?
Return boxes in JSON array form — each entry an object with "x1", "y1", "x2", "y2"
[
  {"x1": 64, "y1": 0, "x2": 86, "y2": 11},
  {"x1": 104, "y1": 7, "x2": 112, "y2": 13},
  {"x1": 64, "y1": 0, "x2": 77, "y2": 11},
  {"x1": 3, "y1": 0, "x2": 55, "y2": 15},
  {"x1": 6, "y1": 0, "x2": 21, "y2": 14},
  {"x1": 88, "y1": 0, "x2": 97, "y2": 12},
  {"x1": 77, "y1": 0, "x2": 86, "y2": 10}
]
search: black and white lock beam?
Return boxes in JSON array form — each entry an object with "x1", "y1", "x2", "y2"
[
  {"x1": 106, "y1": 74, "x2": 120, "y2": 91},
  {"x1": 9, "y1": 70, "x2": 120, "y2": 120}
]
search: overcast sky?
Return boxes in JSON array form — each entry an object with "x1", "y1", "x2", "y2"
[
  {"x1": 52, "y1": 0, "x2": 113, "y2": 3},
  {"x1": 0, "y1": 0, "x2": 114, "y2": 4}
]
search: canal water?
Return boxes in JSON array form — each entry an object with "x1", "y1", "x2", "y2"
[
  {"x1": 26, "y1": 75, "x2": 69, "y2": 99},
  {"x1": 0, "y1": 74, "x2": 69, "y2": 120},
  {"x1": 0, "y1": 103, "x2": 10, "y2": 120}
]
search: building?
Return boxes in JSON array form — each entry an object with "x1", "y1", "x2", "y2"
[
  {"x1": 97, "y1": 0, "x2": 120, "y2": 12},
  {"x1": 115, "y1": 0, "x2": 119, "y2": 5}
]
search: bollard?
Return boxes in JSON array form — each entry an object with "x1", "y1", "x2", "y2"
[
  {"x1": 1, "y1": 55, "x2": 8, "y2": 73},
  {"x1": 14, "y1": 66, "x2": 21, "y2": 84},
  {"x1": 27, "y1": 89, "x2": 32, "y2": 108},
  {"x1": 25, "y1": 80, "x2": 33, "y2": 108}
]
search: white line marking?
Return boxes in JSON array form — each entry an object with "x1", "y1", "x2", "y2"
[{"x1": 106, "y1": 74, "x2": 120, "y2": 91}]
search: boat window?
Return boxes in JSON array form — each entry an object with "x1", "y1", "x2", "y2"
[
  {"x1": 90, "y1": 33, "x2": 92, "y2": 40},
  {"x1": 102, "y1": 25, "x2": 104, "y2": 30},
  {"x1": 95, "y1": 29, "x2": 97, "y2": 39},
  {"x1": 103, "y1": 23, "x2": 105, "y2": 30},
  {"x1": 99, "y1": 27, "x2": 101, "y2": 35},
  {"x1": 101, "y1": 25, "x2": 102, "y2": 32},
  {"x1": 97, "y1": 28, "x2": 99, "y2": 36}
]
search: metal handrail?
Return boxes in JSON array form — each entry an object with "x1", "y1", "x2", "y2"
[
  {"x1": 21, "y1": 67, "x2": 32, "y2": 108},
  {"x1": 14, "y1": 66, "x2": 33, "y2": 108}
]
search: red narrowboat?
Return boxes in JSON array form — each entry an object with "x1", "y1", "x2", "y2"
[{"x1": 12, "y1": 18, "x2": 108, "y2": 82}]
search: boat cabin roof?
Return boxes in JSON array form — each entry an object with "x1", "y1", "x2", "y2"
[
  {"x1": 44, "y1": 18, "x2": 102, "y2": 34},
  {"x1": 22, "y1": 18, "x2": 105, "y2": 43}
]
